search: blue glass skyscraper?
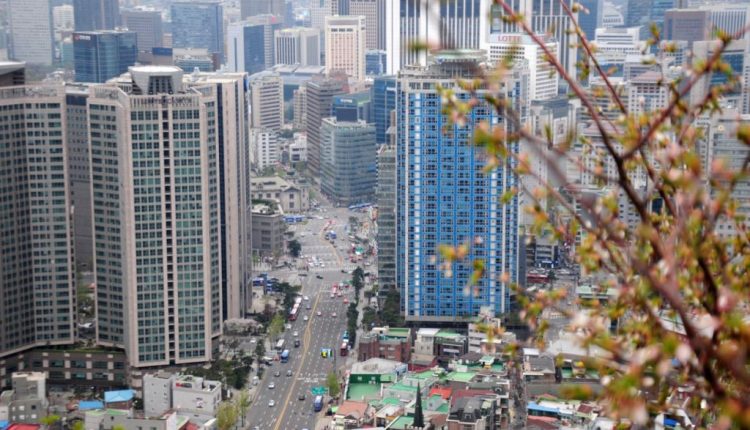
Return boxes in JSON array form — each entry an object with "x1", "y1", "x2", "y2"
[
  {"x1": 371, "y1": 75, "x2": 396, "y2": 144},
  {"x1": 73, "y1": 30, "x2": 137, "y2": 83},
  {"x1": 171, "y1": 1, "x2": 224, "y2": 62},
  {"x1": 396, "y1": 52, "x2": 524, "y2": 321}
]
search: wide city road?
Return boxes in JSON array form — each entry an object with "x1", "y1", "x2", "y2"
[{"x1": 247, "y1": 207, "x2": 360, "y2": 430}]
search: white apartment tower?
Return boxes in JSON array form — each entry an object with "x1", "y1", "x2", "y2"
[
  {"x1": 275, "y1": 27, "x2": 321, "y2": 66},
  {"x1": 90, "y1": 66, "x2": 251, "y2": 367},
  {"x1": 486, "y1": 33, "x2": 559, "y2": 101},
  {"x1": 349, "y1": 0, "x2": 386, "y2": 50},
  {"x1": 325, "y1": 15, "x2": 366, "y2": 82},
  {"x1": 248, "y1": 71, "x2": 284, "y2": 130},
  {"x1": 8, "y1": 0, "x2": 55, "y2": 65},
  {"x1": 250, "y1": 128, "x2": 280, "y2": 170}
]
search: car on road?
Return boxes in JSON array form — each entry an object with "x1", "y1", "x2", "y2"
[
  {"x1": 337, "y1": 292, "x2": 342, "y2": 297},
  {"x1": 303, "y1": 315, "x2": 309, "y2": 321},
  {"x1": 250, "y1": 338, "x2": 256, "y2": 343},
  {"x1": 343, "y1": 298, "x2": 349, "y2": 304},
  {"x1": 304, "y1": 296, "x2": 309, "y2": 301},
  {"x1": 294, "y1": 339, "x2": 301, "y2": 347},
  {"x1": 274, "y1": 370, "x2": 281, "y2": 377},
  {"x1": 331, "y1": 312, "x2": 337, "y2": 318},
  {"x1": 316, "y1": 275, "x2": 323, "y2": 279},
  {"x1": 293, "y1": 331, "x2": 299, "y2": 337},
  {"x1": 286, "y1": 369, "x2": 293, "y2": 377},
  {"x1": 268, "y1": 399, "x2": 275, "y2": 407},
  {"x1": 268, "y1": 382, "x2": 275, "y2": 389},
  {"x1": 298, "y1": 393, "x2": 306, "y2": 401},
  {"x1": 317, "y1": 311, "x2": 322, "y2": 316},
  {"x1": 306, "y1": 304, "x2": 311, "y2": 310}
]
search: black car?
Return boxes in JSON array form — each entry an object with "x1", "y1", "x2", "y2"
[
  {"x1": 298, "y1": 393, "x2": 306, "y2": 401},
  {"x1": 294, "y1": 339, "x2": 301, "y2": 347},
  {"x1": 316, "y1": 275, "x2": 323, "y2": 279}
]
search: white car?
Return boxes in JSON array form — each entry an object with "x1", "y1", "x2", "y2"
[
  {"x1": 317, "y1": 311, "x2": 322, "y2": 316},
  {"x1": 268, "y1": 382, "x2": 275, "y2": 389},
  {"x1": 303, "y1": 316, "x2": 309, "y2": 321},
  {"x1": 293, "y1": 331, "x2": 299, "y2": 337},
  {"x1": 304, "y1": 296, "x2": 310, "y2": 301},
  {"x1": 268, "y1": 399, "x2": 275, "y2": 407}
]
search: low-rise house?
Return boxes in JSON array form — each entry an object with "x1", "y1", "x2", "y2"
[
  {"x1": 332, "y1": 400, "x2": 372, "y2": 429},
  {"x1": 358, "y1": 327, "x2": 411, "y2": 363},
  {"x1": 446, "y1": 394, "x2": 498, "y2": 430},
  {"x1": 0, "y1": 373, "x2": 48, "y2": 423},
  {"x1": 250, "y1": 176, "x2": 309, "y2": 213}
]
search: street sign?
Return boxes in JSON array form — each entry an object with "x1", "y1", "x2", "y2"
[{"x1": 311, "y1": 386, "x2": 327, "y2": 395}]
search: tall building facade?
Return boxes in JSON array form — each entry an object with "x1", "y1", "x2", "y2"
[
  {"x1": 248, "y1": 71, "x2": 284, "y2": 130},
  {"x1": 386, "y1": 0, "x2": 489, "y2": 74},
  {"x1": 304, "y1": 76, "x2": 347, "y2": 176},
  {"x1": 121, "y1": 9, "x2": 164, "y2": 52},
  {"x1": 73, "y1": 30, "x2": 137, "y2": 83},
  {"x1": 396, "y1": 52, "x2": 523, "y2": 321},
  {"x1": 227, "y1": 16, "x2": 282, "y2": 75},
  {"x1": 171, "y1": 2, "x2": 224, "y2": 62},
  {"x1": 349, "y1": 0, "x2": 386, "y2": 50},
  {"x1": 73, "y1": 0, "x2": 120, "y2": 31},
  {"x1": 8, "y1": 0, "x2": 55, "y2": 65},
  {"x1": 90, "y1": 67, "x2": 250, "y2": 367},
  {"x1": 366, "y1": 50, "x2": 387, "y2": 75},
  {"x1": 577, "y1": 0, "x2": 603, "y2": 41},
  {"x1": 250, "y1": 128, "x2": 280, "y2": 170},
  {"x1": 325, "y1": 15, "x2": 367, "y2": 82},
  {"x1": 486, "y1": 33, "x2": 558, "y2": 101},
  {"x1": 241, "y1": 0, "x2": 286, "y2": 20},
  {"x1": 320, "y1": 118, "x2": 377, "y2": 205},
  {"x1": 0, "y1": 65, "x2": 76, "y2": 359},
  {"x1": 376, "y1": 143, "x2": 397, "y2": 290},
  {"x1": 371, "y1": 75, "x2": 396, "y2": 144},
  {"x1": 275, "y1": 27, "x2": 321, "y2": 66}
]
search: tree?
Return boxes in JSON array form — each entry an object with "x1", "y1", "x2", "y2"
[
  {"x1": 436, "y1": 1, "x2": 750, "y2": 426},
  {"x1": 326, "y1": 372, "x2": 341, "y2": 399},
  {"x1": 254, "y1": 339, "x2": 266, "y2": 361},
  {"x1": 215, "y1": 401, "x2": 238, "y2": 430},
  {"x1": 413, "y1": 383, "x2": 424, "y2": 428},
  {"x1": 267, "y1": 313, "x2": 285, "y2": 341},
  {"x1": 235, "y1": 391, "x2": 251, "y2": 427},
  {"x1": 40, "y1": 416, "x2": 60, "y2": 427},
  {"x1": 288, "y1": 239, "x2": 302, "y2": 257},
  {"x1": 71, "y1": 421, "x2": 85, "y2": 430}
]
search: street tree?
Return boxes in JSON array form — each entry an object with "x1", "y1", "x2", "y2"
[
  {"x1": 267, "y1": 313, "x2": 285, "y2": 341},
  {"x1": 234, "y1": 391, "x2": 251, "y2": 427},
  {"x1": 288, "y1": 239, "x2": 302, "y2": 258},
  {"x1": 326, "y1": 372, "x2": 341, "y2": 399},
  {"x1": 436, "y1": 1, "x2": 750, "y2": 426},
  {"x1": 215, "y1": 401, "x2": 238, "y2": 430},
  {"x1": 254, "y1": 338, "x2": 266, "y2": 361}
]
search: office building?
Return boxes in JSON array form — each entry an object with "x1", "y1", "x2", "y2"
[
  {"x1": 73, "y1": 30, "x2": 137, "y2": 83},
  {"x1": 578, "y1": 0, "x2": 603, "y2": 41},
  {"x1": 486, "y1": 33, "x2": 558, "y2": 101},
  {"x1": 171, "y1": 1, "x2": 224, "y2": 62},
  {"x1": 8, "y1": 0, "x2": 55, "y2": 65},
  {"x1": 349, "y1": 0, "x2": 386, "y2": 50},
  {"x1": 54, "y1": 5, "x2": 75, "y2": 30},
  {"x1": 227, "y1": 15, "x2": 282, "y2": 75},
  {"x1": 251, "y1": 176, "x2": 310, "y2": 213},
  {"x1": 310, "y1": 0, "x2": 341, "y2": 36},
  {"x1": 386, "y1": 0, "x2": 488, "y2": 74},
  {"x1": 333, "y1": 91, "x2": 371, "y2": 122},
  {"x1": 304, "y1": 76, "x2": 348, "y2": 176},
  {"x1": 664, "y1": 9, "x2": 710, "y2": 45},
  {"x1": 275, "y1": 27, "x2": 320, "y2": 66},
  {"x1": 0, "y1": 61, "x2": 25, "y2": 87},
  {"x1": 121, "y1": 9, "x2": 164, "y2": 52},
  {"x1": 248, "y1": 71, "x2": 284, "y2": 130},
  {"x1": 241, "y1": 0, "x2": 286, "y2": 20},
  {"x1": 90, "y1": 67, "x2": 251, "y2": 367},
  {"x1": 251, "y1": 201, "x2": 286, "y2": 255},
  {"x1": 371, "y1": 75, "x2": 396, "y2": 144},
  {"x1": 173, "y1": 50, "x2": 216, "y2": 72},
  {"x1": 250, "y1": 128, "x2": 280, "y2": 170},
  {"x1": 365, "y1": 49, "x2": 387, "y2": 75},
  {"x1": 320, "y1": 118, "x2": 377, "y2": 205},
  {"x1": 376, "y1": 143, "x2": 397, "y2": 290},
  {"x1": 325, "y1": 15, "x2": 367, "y2": 82},
  {"x1": 692, "y1": 39, "x2": 749, "y2": 113},
  {"x1": 73, "y1": 0, "x2": 119, "y2": 31},
  {"x1": 65, "y1": 84, "x2": 94, "y2": 269},
  {"x1": 593, "y1": 27, "x2": 647, "y2": 70},
  {"x1": 293, "y1": 86, "x2": 307, "y2": 128},
  {"x1": 1, "y1": 373, "x2": 49, "y2": 423},
  {"x1": 0, "y1": 66, "x2": 76, "y2": 359},
  {"x1": 396, "y1": 52, "x2": 523, "y2": 321},
  {"x1": 483, "y1": 0, "x2": 578, "y2": 78}
]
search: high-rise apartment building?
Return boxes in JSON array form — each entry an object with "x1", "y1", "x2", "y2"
[
  {"x1": 325, "y1": 15, "x2": 367, "y2": 82},
  {"x1": 371, "y1": 75, "x2": 396, "y2": 144},
  {"x1": 0, "y1": 63, "x2": 76, "y2": 359},
  {"x1": 73, "y1": 0, "x2": 120, "y2": 31},
  {"x1": 241, "y1": 0, "x2": 286, "y2": 20},
  {"x1": 248, "y1": 71, "x2": 284, "y2": 130},
  {"x1": 304, "y1": 76, "x2": 347, "y2": 176},
  {"x1": 275, "y1": 27, "x2": 321, "y2": 66},
  {"x1": 90, "y1": 66, "x2": 250, "y2": 367},
  {"x1": 349, "y1": 0, "x2": 386, "y2": 50},
  {"x1": 227, "y1": 16, "x2": 282, "y2": 75},
  {"x1": 396, "y1": 52, "x2": 523, "y2": 321},
  {"x1": 486, "y1": 33, "x2": 558, "y2": 101},
  {"x1": 171, "y1": 2, "x2": 224, "y2": 62},
  {"x1": 8, "y1": 0, "x2": 55, "y2": 65},
  {"x1": 293, "y1": 86, "x2": 307, "y2": 129},
  {"x1": 320, "y1": 118, "x2": 377, "y2": 205},
  {"x1": 73, "y1": 30, "x2": 137, "y2": 83},
  {"x1": 121, "y1": 9, "x2": 164, "y2": 52}
]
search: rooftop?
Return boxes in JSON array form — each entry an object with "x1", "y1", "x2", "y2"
[
  {"x1": 104, "y1": 389, "x2": 135, "y2": 403},
  {"x1": 346, "y1": 382, "x2": 380, "y2": 401},
  {"x1": 387, "y1": 415, "x2": 414, "y2": 429}
]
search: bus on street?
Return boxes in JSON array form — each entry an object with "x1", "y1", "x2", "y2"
[{"x1": 275, "y1": 339, "x2": 285, "y2": 351}]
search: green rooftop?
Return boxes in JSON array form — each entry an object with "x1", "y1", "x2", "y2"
[
  {"x1": 388, "y1": 415, "x2": 415, "y2": 429},
  {"x1": 434, "y1": 329, "x2": 463, "y2": 339},
  {"x1": 410, "y1": 370, "x2": 434, "y2": 380},
  {"x1": 447, "y1": 371, "x2": 475, "y2": 383},
  {"x1": 384, "y1": 327, "x2": 410, "y2": 338},
  {"x1": 388, "y1": 382, "x2": 416, "y2": 393},
  {"x1": 347, "y1": 382, "x2": 381, "y2": 401}
]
